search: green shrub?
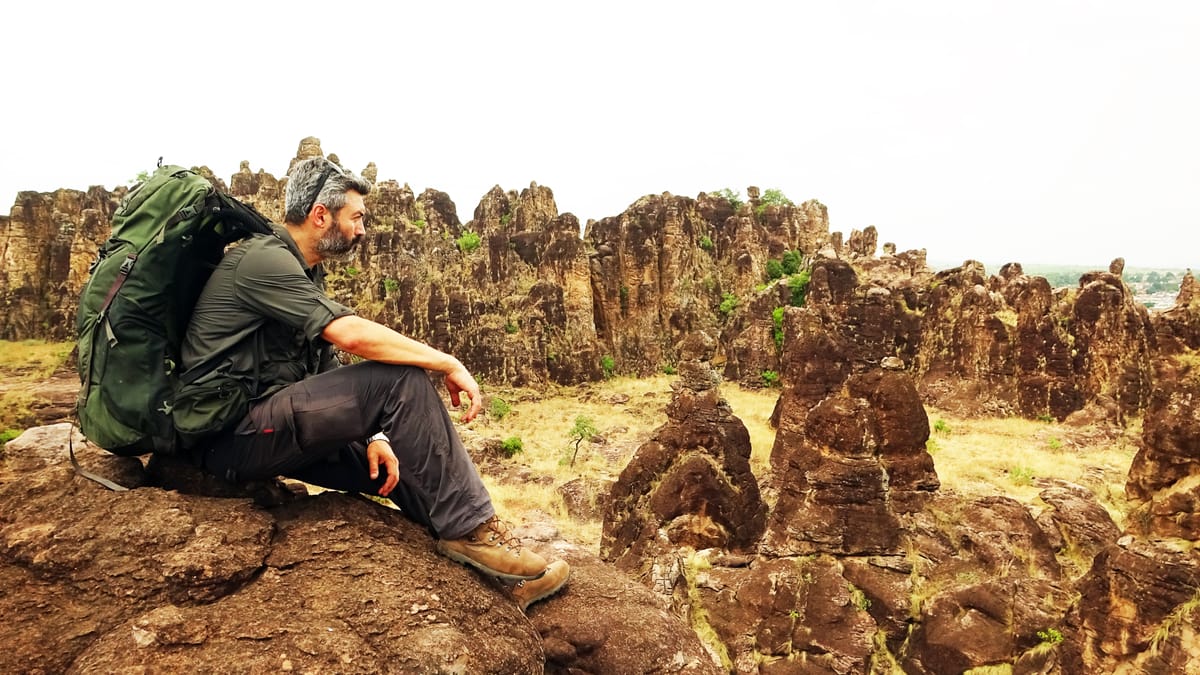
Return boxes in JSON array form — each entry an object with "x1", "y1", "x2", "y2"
[
  {"x1": 1037, "y1": 628, "x2": 1064, "y2": 644},
  {"x1": 456, "y1": 231, "x2": 482, "y2": 253},
  {"x1": 772, "y1": 306, "x2": 785, "y2": 350},
  {"x1": 345, "y1": 266, "x2": 360, "y2": 277},
  {"x1": 383, "y1": 278, "x2": 399, "y2": 294},
  {"x1": 0, "y1": 428, "x2": 21, "y2": 447},
  {"x1": 500, "y1": 436, "x2": 524, "y2": 457},
  {"x1": 933, "y1": 418, "x2": 951, "y2": 435},
  {"x1": 600, "y1": 355, "x2": 616, "y2": 379},
  {"x1": 488, "y1": 397, "x2": 512, "y2": 420},
  {"x1": 788, "y1": 270, "x2": 811, "y2": 307},
  {"x1": 1008, "y1": 466, "x2": 1035, "y2": 486},
  {"x1": 765, "y1": 259, "x2": 784, "y2": 281},
  {"x1": 500, "y1": 213, "x2": 512, "y2": 227},
  {"x1": 714, "y1": 188, "x2": 742, "y2": 210},
  {"x1": 662, "y1": 364, "x2": 677, "y2": 375},
  {"x1": 781, "y1": 250, "x2": 801, "y2": 275},
  {"x1": 504, "y1": 321, "x2": 518, "y2": 334},
  {"x1": 719, "y1": 292, "x2": 740, "y2": 316},
  {"x1": 761, "y1": 370, "x2": 780, "y2": 388},
  {"x1": 699, "y1": 235, "x2": 714, "y2": 251},
  {"x1": 412, "y1": 218, "x2": 427, "y2": 230},
  {"x1": 1048, "y1": 437, "x2": 1062, "y2": 450}
]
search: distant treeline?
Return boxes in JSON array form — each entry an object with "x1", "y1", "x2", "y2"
[{"x1": 931, "y1": 261, "x2": 1191, "y2": 294}]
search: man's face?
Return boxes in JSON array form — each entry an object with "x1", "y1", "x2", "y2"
[{"x1": 316, "y1": 191, "x2": 367, "y2": 259}]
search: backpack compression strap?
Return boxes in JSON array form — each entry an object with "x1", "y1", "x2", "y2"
[
  {"x1": 67, "y1": 424, "x2": 129, "y2": 492},
  {"x1": 79, "y1": 252, "x2": 137, "y2": 395}
]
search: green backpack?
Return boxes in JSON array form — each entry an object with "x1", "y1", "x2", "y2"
[{"x1": 75, "y1": 163, "x2": 273, "y2": 458}]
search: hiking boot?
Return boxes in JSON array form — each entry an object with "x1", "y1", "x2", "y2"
[
  {"x1": 436, "y1": 516, "x2": 548, "y2": 581},
  {"x1": 512, "y1": 559, "x2": 570, "y2": 612}
]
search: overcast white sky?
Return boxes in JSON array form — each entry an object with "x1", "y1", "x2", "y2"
[{"x1": 2, "y1": 1, "x2": 1197, "y2": 269}]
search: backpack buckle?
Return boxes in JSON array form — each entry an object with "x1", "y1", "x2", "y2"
[{"x1": 118, "y1": 254, "x2": 138, "y2": 276}]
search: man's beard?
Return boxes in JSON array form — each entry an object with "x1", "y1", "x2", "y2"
[{"x1": 316, "y1": 220, "x2": 363, "y2": 259}]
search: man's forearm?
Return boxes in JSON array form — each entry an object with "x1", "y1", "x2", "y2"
[{"x1": 322, "y1": 315, "x2": 462, "y2": 373}]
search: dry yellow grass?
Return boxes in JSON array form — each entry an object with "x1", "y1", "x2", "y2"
[
  {"x1": 464, "y1": 375, "x2": 780, "y2": 546},
  {"x1": 0, "y1": 340, "x2": 73, "y2": 379},
  {"x1": 924, "y1": 408, "x2": 1139, "y2": 527},
  {"x1": 0, "y1": 340, "x2": 75, "y2": 435},
  {"x1": 465, "y1": 379, "x2": 1141, "y2": 547}
]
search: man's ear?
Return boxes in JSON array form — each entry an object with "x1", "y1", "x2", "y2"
[{"x1": 310, "y1": 203, "x2": 329, "y2": 228}]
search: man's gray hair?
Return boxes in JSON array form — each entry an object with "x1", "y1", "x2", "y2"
[{"x1": 284, "y1": 157, "x2": 373, "y2": 224}]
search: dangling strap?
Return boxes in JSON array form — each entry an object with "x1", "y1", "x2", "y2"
[{"x1": 67, "y1": 422, "x2": 129, "y2": 492}]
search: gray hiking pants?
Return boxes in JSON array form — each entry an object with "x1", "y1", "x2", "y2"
[{"x1": 203, "y1": 361, "x2": 494, "y2": 540}]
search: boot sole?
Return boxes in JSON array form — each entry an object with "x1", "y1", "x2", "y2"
[
  {"x1": 517, "y1": 566, "x2": 571, "y2": 612},
  {"x1": 436, "y1": 541, "x2": 547, "y2": 581}
]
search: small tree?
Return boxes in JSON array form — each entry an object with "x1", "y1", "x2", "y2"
[
  {"x1": 600, "y1": 355, "x2": 616, "y2": 379},
  {"x1": 714, "y1": 188, "x2": 743, "y2": 210},
  {"x1": 567, "y1": 415, "x2": 598, "y2": 466}
]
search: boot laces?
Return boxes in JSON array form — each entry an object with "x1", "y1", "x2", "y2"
[{"x1": 478, "y1": 516, "x2": 523, "y2": 553}]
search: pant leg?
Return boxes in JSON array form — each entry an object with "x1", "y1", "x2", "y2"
[{"x1": 203, "y1": 361, "x2": 495, "y2": 539}]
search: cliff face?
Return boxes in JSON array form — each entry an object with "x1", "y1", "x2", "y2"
[
  {"x1": 0, "y1": 187, "x2": 119, "y2": 340},
  {"x1": 585, "y1": 191, "x2": 830, "y2": 376},
  {"x1": 0, "y1": 136, "x2": 1189, "y2": 424}
]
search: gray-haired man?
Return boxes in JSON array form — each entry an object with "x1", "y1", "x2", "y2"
[{"x1": 178, "y1": 157, "x2": 569, "y2": 610}]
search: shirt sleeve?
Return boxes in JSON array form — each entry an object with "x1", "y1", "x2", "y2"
[{"x1": 231, "y1": 240, "x2": 355, "y2": 342}]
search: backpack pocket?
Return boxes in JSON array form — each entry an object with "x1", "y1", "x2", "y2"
[{"x1": 173, "y1": 378, "x2": 250, "y2": 447}]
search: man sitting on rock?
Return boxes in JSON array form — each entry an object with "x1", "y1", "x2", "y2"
[{"x1": 177, "y1": 156, "x2": 568, "y2": 611}]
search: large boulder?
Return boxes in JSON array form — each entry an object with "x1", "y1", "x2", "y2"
[{"x1": 0, "y1": 424, "x2": 716, "y2": 674}]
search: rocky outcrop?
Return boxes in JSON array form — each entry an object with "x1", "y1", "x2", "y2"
[
  {"x1": 912, "y1": 260, "x2": 1156, "y2": 422},
  {"x1": 1152, "y1": 270, "x2": 1200, "y2": 355},
  {"x1": 677, "y1": 358, "x2": 1085, "y2": 672},
  {"x1": 585, "y1": 191, "x2": 830, "y2": 376},
  {"x1": 1125, "y1": 357, "x2": 1200, "y2": 505},
  {"x1": 0, "y1": 186, "x2": 118, "y2": 340},
  {"x1": 331, "y1": 175, "x2": 603, "y2": 386},
  {"x1": 600, "y1": 331, "x2": 767, "y2": 575},
  {"x1": 761, "y1": 370, "x2": 939, "y2": 557},
  {"x1": 0, "y1": 138, "x2": 1178, "y2": 424},
  {"x1": 0, "y1": 424, "x2": 718, "y2": 674},
  {"x1": 1067, "y1": 358, "x2": 1200, "y2": 673}
]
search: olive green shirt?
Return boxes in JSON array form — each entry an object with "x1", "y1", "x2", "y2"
[{"x1": 180, "y1": 225, "x2": 354, "y2": 398}]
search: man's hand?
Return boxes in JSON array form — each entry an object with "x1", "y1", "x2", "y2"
[
  {"x1": 445, "y1": 365, "x2": 483, "y2": 423},
  {"x1": 367, "y1": 438, "x2": 400, "y2": 496}
]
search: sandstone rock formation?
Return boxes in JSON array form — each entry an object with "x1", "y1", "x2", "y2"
[
  {"x1": 0, "y1": 186, "x2": 118, "y2": 340},
  {"x1": 0, "y1": 136, "x2": 1182, "y2": 427},
  {"x1": 678, "y1": 360, "x2": 1086, "y2": 672},
  {"x1": 1152, "y1": 270, "x2": 1200, "y2": 355},
  {"x1": 761, "y1": 370, "x2": 939, "y2": 557},
  {"x1": 1067, "y1": 357, "x2": 1200, "y2": 672},
  {"x1": 0, "y1": 425, "x2": 718, "y2": 674},
  {"x1": 600, "y1": 331, "x2": 766, "y2": 576}
]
